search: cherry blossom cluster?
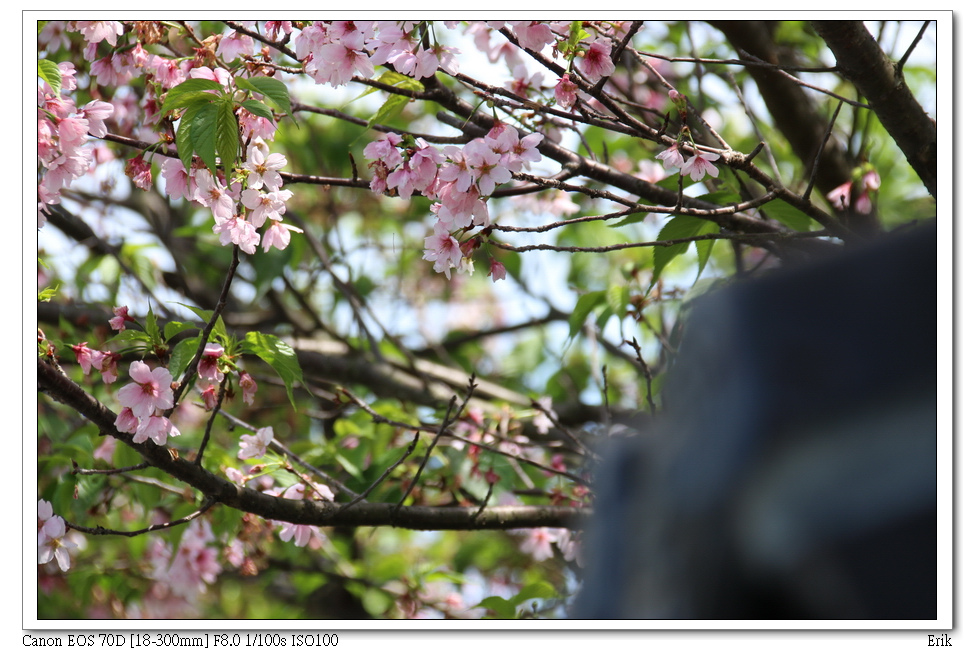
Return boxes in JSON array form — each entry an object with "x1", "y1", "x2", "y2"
[
  {"x1": 192, "y1": 341, "x2": 258, "y2": 413},
  {"x1": 37, "y1": 59, "x2": 114, "y2": 228},
  {"x1": 827, "y1": 166, "x2": 882, "y2": 214},
  {"x1": 187, "y1": 138, "x2": 300, "y2": 255},
  {"x1": 294, "y1": 21, "x2": 460, "y2": 88},
  {"x1": 656, "y1": 142, "x2": 722, "y2": 182},
  {"x1": 144, "y1": 519, "x2": 221, "y2": 600},
  {"x1": 38, "y1": 499, "x2": 77, "y2": 572},
  {"x1": 514, "y1": 527, "x2": 582, "y2": 565},
  {"x1": 228, "y1": 425, "x2": 333, "y2": 549},
  {"x1": 265, "y1": 482, "x2": 334, "y2": 548},
  {"x1": 365, "y1": 123, "x2": 543, "y2": 280},
  {"x1": 114, "y1": 361, "x2": 181, "y2": 446}
]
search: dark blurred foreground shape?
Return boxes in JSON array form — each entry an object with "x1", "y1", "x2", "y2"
[{"x1": 574, "y1": 220, "x2": 938, "y2": 619}]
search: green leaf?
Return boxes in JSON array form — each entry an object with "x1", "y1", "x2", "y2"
[
  {"x1": 176, "y1": 102, "x2": 205, "y2": 172},
  {"x1": 38, "y1": 59, "x2": 61, "y2": 96},
  {"x1": 608, "y1": 212, "x2": 648, "y2": 229},
  {"x1": 189, "y1": 102, "x2": 220, "y2": 176},
  {"x1": 475, "y1": 581, "x2": 559, "y2": 619},
  {"x1": 169, "y1": 336, "x2": 200, "y2": 380},
  {"x1": 160, "y1": 78, "x2": 223, "y2": 113},
  {"x1": 237, "y1": 76, "x2": 295, "y2": 123},
  {"x1": 242, "y1": 331, "x2": 306, "y2": 410},
  {"x1": 761, "y1": 198, "x2": 815, "y2": 232},
  {"x1": 177, "y1": 303, "x2": 214, "y2": 325},
  {"x1": 215, "y1": 97, "x2": 240, "y2": 176},
  {"x1": 651, "y1": 215, "x2": 719, "y2": 286},
  {"x1": 365, "y1": 94, "x2": 410, "y2": 130},
  {"x1": 163, "y1": 320, "x2": 198, "y2": 340},
  {"x1": 239, "y1": 99, "x2": 276, "y2": 122},
  {"x1": 476, "y1": 595, "x2": 516, "y2": 619},
  {"x1": 144, "y1": 304, "x2": 162, "y2": 346},
  {"x1": 568, "y1": 290, "x2": 606, "y2": 339},
  {"x1": 38, "y1": 285, "x2": 59, "y2": 302},
  {"x1": 606, "y1": 284, "x2": 629, "y2": 319},
  {"x1": 695, "y1": 188, "x2": 742, "y2": 205}
]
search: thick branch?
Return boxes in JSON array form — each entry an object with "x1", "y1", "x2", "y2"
[
  {"x1": 813, "y1": 20, "x2": 937, "y2": 198},
  {"x1": 709, "y1": 21, "x2": 854, "y2": 197},
  {"x1": 37, "y1": 358, "x2": 588, "y2": 531}
]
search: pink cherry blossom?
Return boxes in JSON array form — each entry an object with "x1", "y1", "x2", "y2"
[
  {"x1": 239, "y1": 110, "x2": 277, "y2": 141},
  {"x1": 488, "y1": 257, "x2": 507, "y2": 283},
  {"x1": 212, "y1": 214, "x2": 260, "y2": 254},
  {"x1": 117, "y1": 361, "x2": 175, "y2": 419},
  {"x1": 167, "y1": 520, "x2": 221, "y2": 598},
  {"x1": 38, "y1": 503, "x2": 76, "y2": 572},
  {"x1": 160, "y1": 158, "x2": 194, "y2": 201},
  {"x1": 656, "y1": 143, "x2": 685, "y2": 172},
  {"x1": 465, "y1": 140, "x2": 511, "y2": 196},
  {"x1": 861, "y1": 169, "x2": 881, "y2": 191},
  {"x1": 133, "y1": 415, "x2": 180, "y2": 446},
  {"x1": 577, "y1": 37, "x2": 616, "y2": 79},
  {"x1": 273, "y1": 483, "x2": 331, "y2": 548},
  {"x1": 507, "y1": 64, "x2": 544, "y2": 98},
  {"x1": 194, "y1": 170, "x2": 235, "y2": 221},
  {"x1": 517, "y1": 527, "x2": 555, "y2": 562},
  {"x1": 216, "y1": 30, "x2": 255, "y2": 61},
  {"x1": 827, "y1": 181, "x2": 853, "y2": 210},
  {"x1": 262, "y1": 220, "x2": 303, "y2": 252},
  {"x1": 238, "y1": 426, "x2": 274, "y2": 460},
  {"x1": 70, "y1": 342, "x2": 97, "y2": 374},
  {"x1": 197, "y1": 343, "x2": 225, "y2": 382},
  {"x1": 423, "y1": 222, "x2": 463, "y2": 279},
  {"x1": 264, "y1": 21, "x2": 293, "y2": 41},
  {"x1": 680, "y1": 150, "x2": 721, "y2": 181},
  {"x1": 74, "y1": 21, "x2": 124, "y2": 47},
  {"x1": 189, "y1": 66, "x2": 232, "y2": 88},
  {"x1": 94, "y1": 436, "x2": 117, "y2": 463},
  {"x1": 239, "y1": 372, "x2": 258, "y2": 405},
  {"x1": 198, "y1": 381, "x2": 219, "y2": 411},
  {"x1": 243, "y1": 143, "x2": 287, "y2": 190},
  {"x1": 58, "y1": 117, "x2": 89, "y2": 149},
  {"x1": 114, "y1": 407, "x2": 139, "y2": 434},
  {"x1": 79, "y1": 100, "x2": 114, "y2": 138},
  {"x1": 94, "y1": 351, "x2": 121, "y2": 384},
  {"x1": 242, "y1": 188, "x2": 292, "y2": 227},
  {"x1": 554, "y1": 74, "x2": 579, "y2": 110},
  {"x1": 109, "y1": 305, "x2": 135, "y2": 331},
  {"x1": 364, "y1": 132, "x2": 404, "y2": 169},
  {"x1": 125, "y1": 155, "x2": 153, "y2": 191},
  {"x1": 510, "y1": 21, "x2": 554, "y2": 52}
]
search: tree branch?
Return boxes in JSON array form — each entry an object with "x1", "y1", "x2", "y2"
[
  {"x1": 37, "y1": 358, "x2": 588, "y2": 531},
  {"x1": 813, "y1": 20, "x2": 937, "y2": 198}
]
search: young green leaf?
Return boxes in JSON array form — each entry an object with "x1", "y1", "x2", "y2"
[
  {"x1": 568, "y1": 290, "x2": 606, "y2": 339},
  {"x1": 761, "y1": 198, "x2": 816, "y2": 232},
  {"x1": 160, "y1": 78, "x2": 222, "y2": 114},
  {"x1": 188, "y1": 102, "x2": 220, "y2": 176},
  {"x1": 38, "y1": 59, "x2": 62, "y2": 96},
  {"x1": 365, "y1": 94, "x2": 410, "y2": 131},
  {"x1": 169, "y1": 335, "x2": 201, "y2": 379},
  {"x1": 651, "y1": 215, "x2": 720, "y2": 287},
  {"x1": 239, "y1": 99, "x2": 276, "y2": 122},
  {"x1": 242, "y1": 331, "x2": 306, "y2": 410},
  {"x1": 237, "y1": 76, "x2": 295, "y2": 124},
  {"x1": 215, "y1": 97, "x2": 240, "y2": 176}
]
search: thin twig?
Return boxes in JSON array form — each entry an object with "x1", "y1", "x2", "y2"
[
  {"x1": 804, "y1": 100, "x2": 845, "y2": 202},
  {"x1": 337, "y1": 432, "x2": 420, "y2": 513},
  {"x1": 395, "y1": 395, "x2": 458, "y2": 512},
  {"x1": 65, "y1": 497, "x2": 216, "y2": 537}
]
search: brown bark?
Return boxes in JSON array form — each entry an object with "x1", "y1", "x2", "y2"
[
  {"x1": 813, "y1": 21, "x2": 937, "y2": 198},
  {"x1": 37, "y1": 358, "x2": 588, "y2": 532}
]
